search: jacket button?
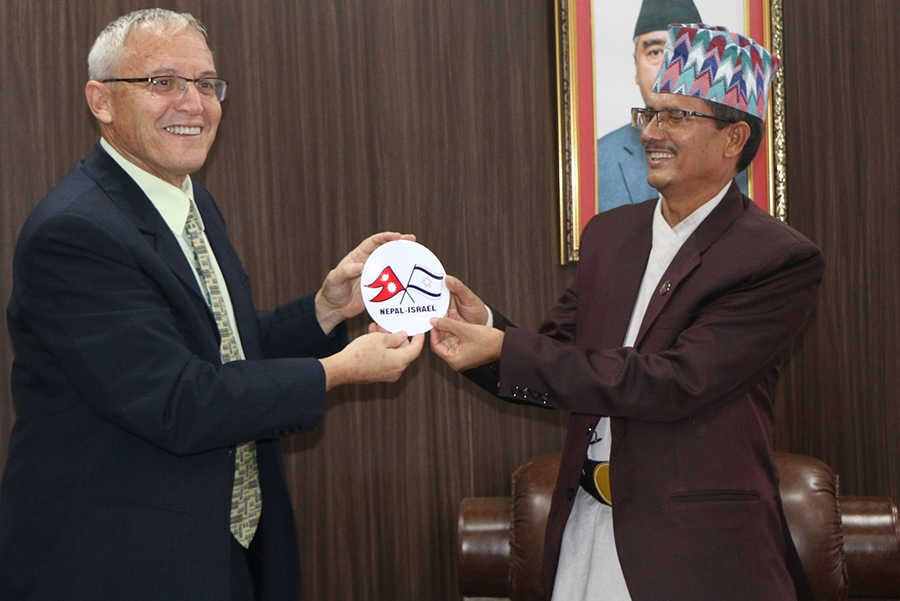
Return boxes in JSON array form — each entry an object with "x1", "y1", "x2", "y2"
[
  {"x1": 566, "y1": 487, "x2": 576, "y2": 501},
  {"x1": 511, "y1": 386, "x2": 520, "y2": 397},
  {"x1": 522, "y1": 387, "x2": 531, "y2": 398},
  {"x1": 542, "y1": 393, "x2": 550, "y2": 403},
  {"x1": 659, "y1": 280, "x2": 672, "y2": 295}
]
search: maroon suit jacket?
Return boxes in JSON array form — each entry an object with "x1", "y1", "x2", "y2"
[{"x1": 492, "y1": 183, "x2": 824, "y2": 600}]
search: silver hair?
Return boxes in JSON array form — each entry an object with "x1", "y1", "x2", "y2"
[{"x1": 87, "y1": 8, "x2": 208, "y2": 81}]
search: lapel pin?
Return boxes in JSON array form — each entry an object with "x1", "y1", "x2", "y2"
[{"x1": 659, "y1": 280, "x2": 672, "y2": 295}]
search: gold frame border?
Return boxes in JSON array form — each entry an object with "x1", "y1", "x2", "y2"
[
  {"x1": 769, "y1": 0, "x2": 788, "y2": 222},
  {"x1": 555, "y1": 0, "x2": 579, "y2": 263},
  {"x1": 555, "y1": 0, "x2": 788, "y2": 264}
]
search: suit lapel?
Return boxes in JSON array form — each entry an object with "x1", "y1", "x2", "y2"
[
  {"x1": 600, "y1": 202, "x2": 654, "y2": 348},
  {"x1": 633, "y1": 238, "x2": 701, "y2": 347},
  {"x1": 634, "y1": 182, "x2": 747, "y2": 347},
  {"x1": 82, "y1": 143, "x2": 209, "y2": 307}
]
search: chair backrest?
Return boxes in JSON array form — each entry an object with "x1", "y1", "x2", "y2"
[
  {"x1": 775, "y1": 452, "x2": 849, "y2": 599},
  {"x1": 508, "y1": 453, "x2": 560, "y2": 601},
  {"x1": 457, "y1": 451, "x2": 900, "y2": 601},
  {"x1": 506, "y1": 452, "x2": 851, "y2": 599}
]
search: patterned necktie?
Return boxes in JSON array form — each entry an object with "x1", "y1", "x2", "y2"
[{"x1": 184, "y1": 202, "x2": 261, "y2": 548}]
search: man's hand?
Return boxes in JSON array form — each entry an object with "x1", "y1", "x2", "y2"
[
  {"x1": 320, "y1": 330, "x2": 425, "y2": 391},
  {"x1": 429, "y1": 316, "x2": 504, "y2": 372},
  {"x1": 315, "y1": 232, "x2": 416, "y2": 334},
  {"x1": 445, "y1": 276, "x2": 488, "y2": 325}
]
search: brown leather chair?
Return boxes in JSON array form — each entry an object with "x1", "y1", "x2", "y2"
[{"x1": 458, "y1": 452, "x2": 900, "y2": 601}]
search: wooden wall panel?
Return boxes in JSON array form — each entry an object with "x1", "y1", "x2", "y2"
[{"x1": 776, "y1": 0, "x2": 900, "y2": 501}]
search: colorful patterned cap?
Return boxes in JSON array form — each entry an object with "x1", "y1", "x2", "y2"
[{"x1": 652, "y1": 23, "x2": 780, "y2": 120}]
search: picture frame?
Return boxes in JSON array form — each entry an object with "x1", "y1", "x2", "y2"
[{"x1": 554, "y1": 0, "x2": 786, "y2": 263}]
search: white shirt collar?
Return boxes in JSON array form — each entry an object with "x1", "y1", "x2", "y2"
[
  {"x1": 100, "y1": 137, "x2": 203, "y2": 233},
  {"x1": 654, "y1": 180, "x2": 732, "y2": 241}
]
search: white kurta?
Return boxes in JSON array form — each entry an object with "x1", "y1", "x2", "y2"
[{"x1": 551, "y1": 182, "x2": 730, "y2": 601}]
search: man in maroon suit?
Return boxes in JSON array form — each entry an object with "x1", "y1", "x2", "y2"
[{"x1": 431, "y1": 24, "x2": 823, "y2": 601}]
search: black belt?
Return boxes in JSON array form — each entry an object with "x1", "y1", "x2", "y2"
[{"x1": 580, "y1": 457, "x2": 612, "y2": 506}]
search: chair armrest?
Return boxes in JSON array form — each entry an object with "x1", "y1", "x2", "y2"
[
  {"x1": 841, "y1": 497, "x2": 900, "y2": 598},
  {"x1": 458, "y1": 497, "x2": 513, "y2": 597}
]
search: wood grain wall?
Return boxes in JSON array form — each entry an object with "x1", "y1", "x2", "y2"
[
  {"x1": 775, "y1": 0, "x2": 900, "y2": 502},
  {"x1": 0, "y1": 1, "x2": 897, "y2": 599}
]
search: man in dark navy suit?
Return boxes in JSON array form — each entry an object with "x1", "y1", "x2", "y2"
[{"x1": 0, "y1": 9, "x2": 423, "y2": 600}]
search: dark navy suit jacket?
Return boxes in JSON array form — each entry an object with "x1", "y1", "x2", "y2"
[{"x1": 0, "y1": 143, "x2": 346, "y2": 600}]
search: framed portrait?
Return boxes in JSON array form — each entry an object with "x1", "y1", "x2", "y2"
[{"x1": 554, "y1": 0, "x2": 786, "y2": 263}]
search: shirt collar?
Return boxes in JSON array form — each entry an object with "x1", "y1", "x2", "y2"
[
  {"x1": 100, "y1": 137, "x2": 203, "y2": 233},
  {"x1": 655, "y1": 180, "x2": 732, "y2": 241}
]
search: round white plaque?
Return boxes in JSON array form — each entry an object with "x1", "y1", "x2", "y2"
[{"x1": 360, "y1": 240, "x2": 450, "y2": 335}]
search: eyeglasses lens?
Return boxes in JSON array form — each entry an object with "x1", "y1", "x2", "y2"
[{"x1": 149, "y1": 76, "x2": 227, "y2": 101}]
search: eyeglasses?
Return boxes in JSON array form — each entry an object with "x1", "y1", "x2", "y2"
[
  {"x1": 631, "y1": 107, "x2": 735, "y2": 130},
  {"x1": 101, "y1": 75, "x2": 229, "y2": 102}
]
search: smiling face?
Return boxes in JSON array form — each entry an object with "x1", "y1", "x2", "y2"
[
  {"x1": 90, "y1": 26, "x2": 221, "y2": 187},
  {"x1": 634, "y1": 30, "x2": 668, "y2": 106},
  {"x1": 640, "y1": 95, "x2": 738, "y2": 205}
]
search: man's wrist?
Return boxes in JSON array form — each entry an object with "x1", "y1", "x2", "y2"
[
  {"x1": 314, "y1": 290, "x2": 343, "y2": 335},
  {"x1": 319, "y1": 354, "x2": 347, "y2": 391},
  {"x1": 487, "y1": 327, "x2": 504, "y2": 363}
]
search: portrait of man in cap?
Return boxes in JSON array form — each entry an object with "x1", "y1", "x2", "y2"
[{"x1": 594, "y1": 0, "x2": 749, "y2": 214}]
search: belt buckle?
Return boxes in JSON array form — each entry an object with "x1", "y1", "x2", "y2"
[{"x1": 580, "y1": 458, "x2": 612, "y2": 506}]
